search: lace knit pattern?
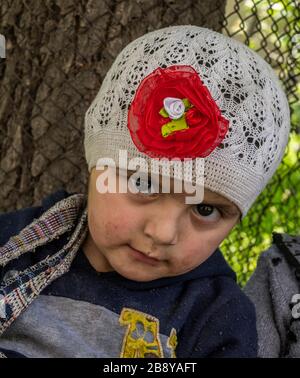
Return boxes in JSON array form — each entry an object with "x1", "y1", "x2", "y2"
[{"x1": 84, "y1": 25, "x2": 290, "y2": 217}]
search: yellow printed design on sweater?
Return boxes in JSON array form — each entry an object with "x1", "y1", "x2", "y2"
[
  {"x1": 167, "y1": 328, "x2": 178, "y2": 358},
  {"x1": 119, "y1": 308, "x2": 164, "y2": 358}
]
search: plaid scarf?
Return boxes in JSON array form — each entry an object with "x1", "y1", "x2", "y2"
[{"x1": 0, "y1": 194, "x2": 88, "y2": 340}]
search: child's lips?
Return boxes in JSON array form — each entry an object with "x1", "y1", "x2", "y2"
[{"x1": 128, "y1": 245, "x2": 161, "y2": 266}]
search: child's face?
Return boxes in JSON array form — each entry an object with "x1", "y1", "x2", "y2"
[{"x1": 82, "y1": 167, "x2": 241, "y2": 282}]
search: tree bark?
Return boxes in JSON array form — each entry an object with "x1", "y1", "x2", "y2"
[{"x1": 0, "y1": 0, "x2": 226, "y2": 212}]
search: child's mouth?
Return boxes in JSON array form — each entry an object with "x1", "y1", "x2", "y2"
[{"x1": 128, "y1": 245, "x2": 161, "y2": 266}]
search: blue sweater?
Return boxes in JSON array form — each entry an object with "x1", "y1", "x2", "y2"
[{"x1": 0, "y1": 190, "x2": 257, "y2": 358}]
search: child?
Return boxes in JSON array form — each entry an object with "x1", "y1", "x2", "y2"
[
  {"x1": 244, "y1": 233, "x2": 300, "y2": 357},
  {"x1": 0, "y1": 25, "x2": 290, "y2": 358}
]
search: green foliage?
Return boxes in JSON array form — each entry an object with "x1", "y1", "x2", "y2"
[
  {"x1": 221, "y1": 133, "x2": 300, "y2": 286},
  {"x1": 221, "y1": 0, "x2": 300, "y2": 286}
]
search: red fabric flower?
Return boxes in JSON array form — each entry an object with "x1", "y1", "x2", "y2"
[{"x1": 127, "y1": 65, "x2": 229, "y2": 159}]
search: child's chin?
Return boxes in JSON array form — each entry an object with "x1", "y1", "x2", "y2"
[{"x1": 115, "y1": 267, "x2": 164, "y2": 282}]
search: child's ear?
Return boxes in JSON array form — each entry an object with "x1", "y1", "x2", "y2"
[
  {"x1": 87, "y1": 175, "x2": 90, "y2": 194},
  {"x1": 87, "y1": 170, "x2": 93, "y2": 196}
]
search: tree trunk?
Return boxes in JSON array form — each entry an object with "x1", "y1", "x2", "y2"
[{"x1": 0, "y1": 0, "x2": 226, "y2": 212}]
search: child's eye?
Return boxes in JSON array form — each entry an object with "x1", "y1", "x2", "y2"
[
  {"x1": 193, "y1": 204, "x2": 221, "y2": 221},
  {"x1": 128, "y1": 175, "x2": 158, "y2": 195}
]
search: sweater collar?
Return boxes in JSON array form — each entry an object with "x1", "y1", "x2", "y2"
[{"x1": 73, "y1": 246, "x2": 236, "y2": 291}]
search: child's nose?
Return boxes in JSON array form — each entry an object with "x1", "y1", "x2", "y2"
[{"x1": 143, "y1": 206, "x2": 180, "y2": 246}]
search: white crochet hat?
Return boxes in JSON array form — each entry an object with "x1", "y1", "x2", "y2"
[{"x1": 84, "y1": 25, "x2": 290, "y2": 218}]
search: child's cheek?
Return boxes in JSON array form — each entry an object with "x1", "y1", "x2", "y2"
[
  {"x1": 104, "y1": 220, "x2": 120, "y2": 235},
  {"x1": 176, "y1": 249, "x2": 200, "y2": 267},
  {"x1": 174, "y1": 244, "x2": 214, "y2": 270},
  {"x1": 89, "y1": 204, "x2": 136, "y2": 246},
  {"x1": 89, "y1": 211, "x2": 120, "y2": 244}
]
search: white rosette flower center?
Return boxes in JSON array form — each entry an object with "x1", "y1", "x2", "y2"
[{"x1": 163, "y1": 97, "x2": 185, "y2": 119}]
